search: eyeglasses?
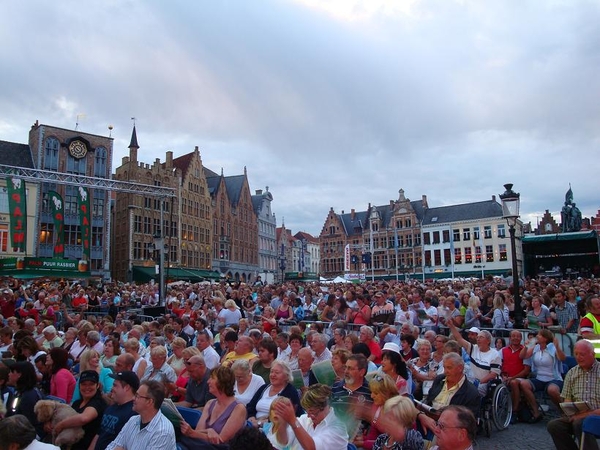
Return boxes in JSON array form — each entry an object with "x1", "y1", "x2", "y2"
[
  {"x1": 435, "y1": 421, "x2": 464, "y2": 431},
  {"x1": 306, "y1": 407, "x2": 325, "y2": 417},
  {"x1": 135, "y1": 393, "x2": 152, "y2": 400}
]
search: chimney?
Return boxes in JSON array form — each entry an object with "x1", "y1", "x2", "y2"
[
  {"x1": 492, "y1": 195, "x2": 496, "y2": 202},
  {"x1": 166, "y1": 151, "x2": 173, "y2": 168},
  {"x1": 351, "y1": 209, "x2": 355, "y2": 220},
  {"x1": 422, "y1": 195, "x2": 428, "y2": 208},
  {"x1": 341, "y1": 210, "x2": 345, "y2": 214},
  {"x1": 256, "y1": 189, "x2": 263, "y2": 195}
]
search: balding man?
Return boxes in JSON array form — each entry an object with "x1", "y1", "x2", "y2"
[
  {"x1": 221, "y1": 336, "x2": 258, "y2": 366},
  {"x1": 176, "y1": 354, "x2": 213, "y2": 410},
  {"x1": 114, "y1": 353, "x2": 136, "y2": 373},
  {"x1": 418, "y1": 352, "x2": 480, "y2": 434},
  {"x1": 430, "y1": 405, "x2": 477, "y2": 450},
  {"x1": 547, "y1": 340, "x2": 600, "y2": 450},
  {"x1": 297, "y1": 347, "x2": 317, "y2": 394}
]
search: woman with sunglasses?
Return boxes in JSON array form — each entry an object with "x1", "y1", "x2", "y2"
[{"x1": 268, "y1": 383, "x2": 348, "y2": 450}]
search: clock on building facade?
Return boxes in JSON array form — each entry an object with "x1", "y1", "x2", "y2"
[{"x1": 69, "y1": 140, "x2": 88, "y2": 159}]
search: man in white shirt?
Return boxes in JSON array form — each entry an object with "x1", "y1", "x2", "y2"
[
  {"x1": 106, "y1": 380, "x2": 175, "y2": 450},
  {"x1": 310, "y1": 333, "x2": 332, "y2": 364},
  {"x1": 196, "y1": 330, "x2": 220, "y2": 370}
]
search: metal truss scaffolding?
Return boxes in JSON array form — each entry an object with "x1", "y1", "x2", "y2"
[{"x1": 0, "y1": 164, "x2": 175, "y2": 198}]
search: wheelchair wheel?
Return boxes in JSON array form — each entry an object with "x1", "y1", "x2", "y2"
[
  {"x1": 491, "y1": 382, "x2": 512, "y2": 431},
  {"x1": 484, "y1": 416, "x2": 492, "y2": 437}
]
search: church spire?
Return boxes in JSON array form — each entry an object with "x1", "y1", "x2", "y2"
[{"x1": 129, "y1": 125, "x2": 139, "y2": 149}]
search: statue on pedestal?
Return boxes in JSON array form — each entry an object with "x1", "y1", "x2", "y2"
[{"x1": 561, "y1": 185, "x2": 582, "y2": 232}]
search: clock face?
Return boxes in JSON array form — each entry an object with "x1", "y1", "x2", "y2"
[{"x1": 69, "y1": 140, "x2": 87, "y2": 159}]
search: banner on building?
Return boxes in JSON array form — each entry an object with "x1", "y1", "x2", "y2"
[
  {"x1": 344, "y1": 244, "x2": 350, "y2": 272},
  {"x1": 6, "y1": 177, "x2": 27, "y2": 252},
  {"x1": 48, "y1": 191, "x2": 65, "y2": 257},
  {"x1": 77, "y1": 187, "x2": 91, "y2": 261}
]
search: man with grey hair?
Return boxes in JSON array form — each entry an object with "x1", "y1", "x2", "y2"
[
  {"x1": 418, "y1": 352, "x2": 481, "y2": 434},
  {"x1": 86, "y1": 330, "x2": 103, "y2": 353},
  {"x1": 448, "y1": 319, "x2": 500, "y2": 396},
  {"x1": 310, "y1": 333, "x2": 332, "y2": 364},
  {"x1": 41, "y1": 325, "x2": 63, "y2": 350},
  {"x1": 176, "y1": 354, "x2": 213, "y2": 410}
]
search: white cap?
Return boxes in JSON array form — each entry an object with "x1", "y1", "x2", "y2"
[
  {"x1": 382, "y1": 342, "x2": 401, "y2": 355},
  {"x1": 467, "y1": 327, "x2": 481, "y2": 333}
]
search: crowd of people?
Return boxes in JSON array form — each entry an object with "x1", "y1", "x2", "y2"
[{"x1": 0, "y1": 274, "x2": 598, "y2": 450}]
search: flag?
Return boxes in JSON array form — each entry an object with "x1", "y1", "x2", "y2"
[
  {"x1": 6, "y1": 177, "x2": 27, "y2": 252},
  {"x1": 48, "y1": 191, "x2": 65, "y2": 257},
  {"x1": 77, "y1": 187, "x2": 91, "y2": 261}
]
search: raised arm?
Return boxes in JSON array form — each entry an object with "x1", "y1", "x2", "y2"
[{"x1": 447, "y1": 320, "x2": 471, "y2": 353}]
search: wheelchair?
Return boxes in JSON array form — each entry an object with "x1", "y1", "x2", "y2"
[{"x1": 479, "y1": 377, "x2": 512, "y2": 437}]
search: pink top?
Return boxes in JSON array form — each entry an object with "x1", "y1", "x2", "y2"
[{"x1": 51, "y1": 368, "x2": 76, "y2": 403}]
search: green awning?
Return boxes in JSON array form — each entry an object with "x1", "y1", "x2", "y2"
[
  {"x1": 132, "y1": 266, "x2": 221, "y2": 283},
  {"x1": 522, "y1": 230, "x2": 597, "y2": 243}
]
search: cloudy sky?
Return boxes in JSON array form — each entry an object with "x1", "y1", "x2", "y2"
[{"x1": 1, "y1": 0, "x2": 598, "y2": 236}]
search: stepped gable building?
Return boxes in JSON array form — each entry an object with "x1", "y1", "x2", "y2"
[
  {"x1": 319, "y1": 189, "x2": 425, "y2": 279},
  {"x1": 29, "y1": 122, "x2": 113, "y2": 277},
  {"x1": 421, "y1": 196, "x2": 521, "y2": 278},
  {"x1": 536, "y1": 210, "x2": 561, "y2": 235},
  {"x1": 252, "y1": 187, "x2": 277, "y2": 284},
  {"x1": 205, "y1": 166, "x2": 259, "y2": 282}
]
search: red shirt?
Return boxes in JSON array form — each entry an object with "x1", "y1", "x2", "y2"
[
  {"x1": 366, "y1": 339, "x2": 383, "y2": 365},
  {"x1": 501, "y1": 344, "x2": 527, "y2": 377},
  {"x1": 72, "y1": 295, "x2": 88, "y2": 309}
]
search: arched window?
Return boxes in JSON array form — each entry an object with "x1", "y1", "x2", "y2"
[
  {"x1": 94, "y1": 147, "x2": 107, "y2": 177},
  {"x1": 44, "y1": 137, "x2": 59, "y2": 170}
]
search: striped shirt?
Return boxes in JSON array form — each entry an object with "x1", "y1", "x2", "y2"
[{"x1": 105, "y1": 410, "x2": 176, "y2": 450}]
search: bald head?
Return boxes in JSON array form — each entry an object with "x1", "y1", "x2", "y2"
[{"x1": 298, "y1": 347, "x2": 314, "y2": 372}]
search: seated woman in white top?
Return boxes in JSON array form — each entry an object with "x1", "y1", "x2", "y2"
[{"x1": 232, "y1": 359, "x2": 265, "y2": 406}]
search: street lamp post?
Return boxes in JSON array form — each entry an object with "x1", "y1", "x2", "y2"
[
  {"x1": 153, "y1": 234, "x2": 165, "y2": 308},
  {"x1": 500, "y1": 183, "x2": 523, "y2": 328},
  {"x1": 279, "y1": 256, "x2": 286, "y2": 283}
]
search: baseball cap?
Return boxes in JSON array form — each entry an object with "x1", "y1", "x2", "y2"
[
  {"x1": 109, "y1": 371, "x2": 140, "y2": 391},
  {"x1": 382, "y1": 342, "x2": 401, "y2": 355},
  {"x1": 467, "y1": 327, "x2": 481, "y2": 333},
  {"x1": 79, "y1": 370, "x2": 99, "y2": 384}
]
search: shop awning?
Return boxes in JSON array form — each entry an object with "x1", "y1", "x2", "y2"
[{"x1": 132, "y1": 266, "x2": 221, "y2": 283}]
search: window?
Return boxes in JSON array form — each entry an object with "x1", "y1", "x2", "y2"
[
  {"x1": 66, "y1": 154, "x2": 86, "y2": 175},
  {"x1": 463, "y1": 228, "x2": 471, "y2": 241},
  {"x1": 412, "y1": 234, "x2": 418, "y2": 246},
  {"x1": 486, "y1": 245, "x2": 494, "y2": 262},
  {"x1": 153, "y1": 218, "x2": 160, "y2": 235},
  {"x1": 443, "y1": 248, "x2": 451, "y2": 266},
  {"x1": 499, "y1": 244, "x2": 507, "y2": 261},
  {"x1": 144, "y1": 197, "x2": 152, "y2": 209},
  {"x1": 454, "y1": 248, "x2": 462, "y2": 264},
  {"x1": 484, "y1": 225, "x2": 492, "y2": 239},
  {"x1": 39, "y1": 223, "x2": 53, "y2": 245},
  {"x1": 497, "y1": 224, "x2": 506, "y2": 238},
  {"x1": 0, "y1": 224, "x2": 8, "y2": 252},
  {"x1": 442, "y1": 230, "x2": 450, "y2": 243},
  {"x1": 434, "y1": 250, "x2": 442, "y2": 266},
  {"x1": 432, "y1": 231, "x2": 440, "y2": 244},
  {"x1": 64, "y1": 224, "x2": 81, "y2": 245},
  {"x1": 92, "y1": 191, "x2": 104, "y2": 217},
  {"x1": 473, "y1": 227, "x2": 480, "y2": 241},
  {"x1": 465, "y1": 247, "x2": 472, "y2": 263},
  {"x1": 92, "y1": 226, "x2": 103, "y2": 247},
  {"x1": 65, "y1": 186, "x2": 78, "y2": 215},
  {"x1": 475, "y1": 246, "x2": 482, "y2": 263},
  {"x1": 143, "y1": 217, "x2": 151, "y2": 234},
  {"x1": 0, "y1": 187, "x2": 9, "y2": 213},
  {"x1": 133, "y1": 241, "x2": 142, "y2": 260},
  {"x1": 424, "y1": 250, "x2": 431, "y2": 266},
  {"x1": 44, "y1": 137, "x2": 59, "y2": 170},
  {"x1": 134, "y1": 215, "x2": 142, "y2": 233},
  {"x1": 453, "y1": 229, "x2": 460, "y2": 242},
  {"x1": 405, "y1": 218, "x2": 412, "y2": 227},
  {"x1": 423, "y1": 232, "x2": 431, "y2": 245},
  {"x1": 94, "y1": 147, "x2": 107, "y2": 177}
]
